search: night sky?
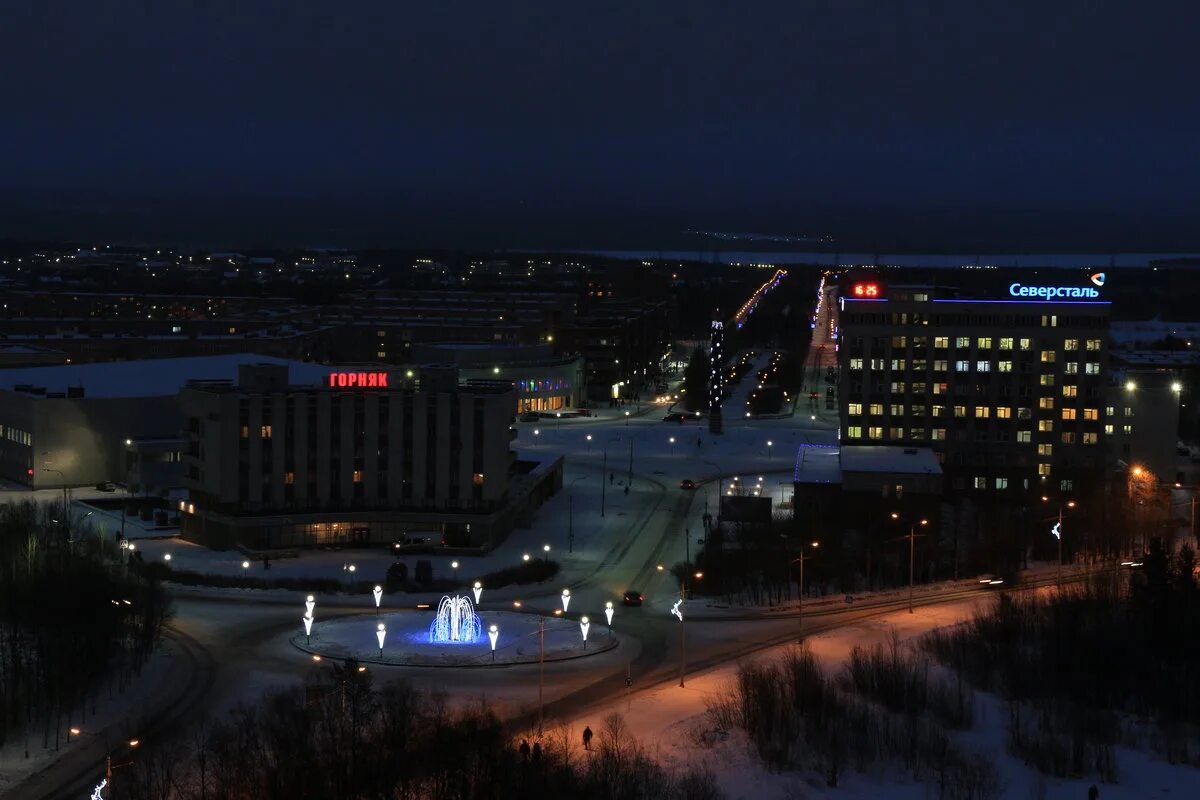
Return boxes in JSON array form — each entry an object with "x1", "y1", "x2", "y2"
[{"x1": 2, "y1": 1, "x2": 1196, "y2": 251}]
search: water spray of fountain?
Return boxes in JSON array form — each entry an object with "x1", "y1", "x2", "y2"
[{"x1": 427, "y1": 595, "x2": 483, "y2": 644}]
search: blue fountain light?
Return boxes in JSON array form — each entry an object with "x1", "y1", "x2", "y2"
[{"x1": 428, "y1": 595, "x2": 483, "y2": 644}]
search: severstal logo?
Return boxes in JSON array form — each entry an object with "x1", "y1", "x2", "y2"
[{"x1": 1090, "y1": 272, "x2": 1106, "y2": 287}]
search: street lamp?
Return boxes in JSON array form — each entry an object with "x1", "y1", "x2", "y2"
[
  {"x1": 543, "y1": 544, "x2": 551, "y2": 559},
  {"x1": 791, "y1": 541, "x2": 820, "y2": 627},
  {"x1": 241, "y1": 560, "x2": 250, "y2": 569},
  {"x1": 891, "y1": 514, "x2": 928, "y2": 613},
  {"x1": 561, "y1": 588, "x2": 571, "y2": 612},
  {"x1": 669, "y1": 436, "x2": 675, "y2": 456},
  {"x1": 372, "y1": 585, "x2": 383, "y2": 608},
  {"x1": 473, "y1": 580, "x2": 483, "y2": 604},
  {"x1": 488, "y1": 624, "x2": 499, "y2": 662},
  {"x1": 376, "y1": 623, "x2": 386, "y2": 658},
  {"x1": 767, "y1": 440, "x2": 773, "y2": 459},
  {"x1": 1044, "y1": 497, "x2": 1077, "y2": 586},
  {"x1": 451, "y1": 560, "x2": 459, "y2": 582},
  {"x1": 302, "y1": 613, "x2": 314, "y2": 644},
  {"x1": 586, "y1": 433, "x2": 593, "y2": 451},
  {"x1": 605, "y1": 600, "x2": 614, "y2": 638},
  {"x1": 522, "y1": 553, "x2": 531, "y2": 562},
  {"x1": 580, "y1": 616, "x2": 590, "y2": 649}
]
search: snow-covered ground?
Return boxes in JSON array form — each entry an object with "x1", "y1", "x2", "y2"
[{"x1": 565, "y1": 599, "x2": 1200, "y2": 799}]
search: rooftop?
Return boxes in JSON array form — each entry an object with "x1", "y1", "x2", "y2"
[
  {"x1": 0, "y1": 354, "x2": 331, "y2": 398},
  {"x1": 794, "y1": 444, "x2": 942, "y2": 484}
]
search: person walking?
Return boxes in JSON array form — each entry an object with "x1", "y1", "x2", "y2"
[
  {"x1": 582, "y1": 726, "x2": 593, "y2": 751},
  {"x1": 1088, "y1": 786, "x2": 1099, "y2": 800},
  {"x1": 519, "y1": 739, "x2": 530, "y2": 762}
]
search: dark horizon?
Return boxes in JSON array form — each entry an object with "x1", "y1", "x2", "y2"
[{"x1": 3, "y1": 1, "x2": 1197, "y2": 251}]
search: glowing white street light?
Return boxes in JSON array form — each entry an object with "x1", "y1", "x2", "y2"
[
  {"x1": 522, "y1": 553, "x2": 531, "y2": 562},
  {"x1": 451, "y1": 560, "x2": 459, "y2": 581},
  {"x1": 163, "y1": 553, "x2": 172, "y2": 562},
  {"x1": 241, "y1": 560, "x2": 250, "y2": 569},
  {"x1": 473, "y1": 580, "x2": 483, "y2": 604},
  {"x1": 305, "y1": 595, "x2": 316, "y2": 616},
  {"x1": 604, "y1": 600, "x2": 614, "y2": 626},
  {"x1": 376, "y1": 622, "x2": 386, "y2": 657},
  {"x1": 561, "y1": 588, "x2": 571, "y2": 612},
  {"x1": 302, "y1": 614, "x2": 313, "y2": 643},
  {"x1": 580, "y1": 615, "x2": 590, "y2": 648},
  {"x1": 488, "y1": 624, "x2": 499, "y2": 661},
  {"x1": 542, "y1": 544, "x2": 551, "y2": 557},
  {"x1": 372, "y1": 585, "x2": 383, "y2": 608}
]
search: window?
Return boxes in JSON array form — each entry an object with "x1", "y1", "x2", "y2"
[
  {"x1": 955, "y1": 336, "x2": 971, "y2": 348},
  {"x1": 1018, "y1": 407, "x2": 1032, "y2": 420},
  {"x1": 892, "y1": 336, "x2": 907, "y2": 347},
  {"x1": 240, "y1": 425, "x2": 249, "y2": 439},
  {"x1": 995, "y1": 477, "x2": 1009, "y2": 489},
  {"x1": 1086, "y1": 339, "x2": 1102, "y2": 351},
  {"x1": 912, "y1": 404, "x2": 926, "y2": 416},
  {"x1": 1039, "y1": 375, "x2": 1055, "y2": 388},
  {"x1": 912, "y1": 382, "x2": 927, "y2": 393},
  {"x1": 870, "y1": 358, "x2": 886, "y2": 370},
  {"x1": 1104, "y1": 424, "x2": 1114, "y2": 435},
  {"x1": 1105, "y1": 406, "x2": 1115, "y2": 416},
  {"x1": 977, "y1": 361, "x2": 991, "y2": 372},
  {"x1": 869, "y1": 403, "x2": 884, "y2": 415},
  {"x1": 933, "y1": 382, "x2": 948, "y2": 394},
  {"x1": 932, "y1": 428, "x2": 947, "y2": 440},
  {"x1": 890, "y1": 427, "x2": 904, "y2": 439},
  {"x1": 890, "y1": 382, "x2": 906, "y2": 393},
  {"x1": 1083, "y1": 432, "x2": 1098, "y2": 444},
  {"x1": 891, "y1": 359, "x2": 906, "y2": 370},
  {"x1": 977, "y1": 337, "x2": 992, "y2": 348},
  {"x1": 1064, "y1": 362, "x2": 1078, "y2": 374},
  {"x1": 997, "y1": 407, "x2": 1012, "y2": 419},
  {"x1": 975, "y1": 407, "x2": 990, "y2": 419},
  {"x1": 955, "y1": 360, "x2": 971, "y2": 372},
  {"x1": 1124, "y1": 407, "x2": 1134, "y2": 417},
  {"x1": 1019, "y1": 338, "x2": 1032, "y2": 351},
  {"x1": 1063, "y1": 338, "x2": 1079, "y2": 350},
  {"x1": 847, "y1": 426, "x2": 863, "y2": 439},
  {"x1": 1062, "y1": 432, "x2": 1076, "y2": 444},
  {"x1": 1037, "y1": 443, "x2": 1053, "y2": 456},
  {"x1": 850, "y1": 358, "x2": 864, "y2": 370},
  {"x1": 932, "y1": 405, "x2": 945, "y2": 417},
  {"x1": 377, "y1": 351, "x2": 387, "y2": 359},
  {"x1": 1083, "y1": 408, "x2": 1099, "y2": 421},
  {"x1": 912, "y1": 360, "x2": 927, "y2": 371},
  {"x1": 1017, "y1": 430, "x2": 1032, "y2": 443},
  {"x1": 974, "y1": 477, "x2": 987, "y2": 489},
  {"x1": 1038, "y1": 420, "x2": 1055, "y2": 432},
  {"x1": 1061, "y1": 408, "x2": 1077, "y2": 420},
  {"x1": 934, "y1": 337, "x2": 949, "y2": 348},
  {"x1": 1060, "y1": 479, "x2": 1074, "y2": 491},
  {"x1": 1123, "y1": 424, "x2": 1133, "y2": 434},
  {"x1": 999, "y1": 337, "x2": 1014, "y2": 350},
  {"x1": 848, "y1": 403, "x2": 863, "y2": 415},
  {"x1": 934, "y1": 360, "x2": 949, "y2": 372},
  {"x1": 352, "y1": 470, "x2": 364, "y2": 483},
  {"x1": 890, "y1": 404, "x2": 904, "y2": 416},
  {"x1": 999, "y1": 361, "x2": 1013, "y2": 372},
  {"x1": 913, "y1": 337, "x2": 928, "y2": 347},
  {"x1": 261, "y1": 425, "x2": 273, "y2": 439},
  {"x1": 1041, "y1": 315, "x2": 1058, "y2": 327},
  {"x1": 868, "y1": 426, "x2": 883, "y2": 440},
  {"x1": 954, "y1": 405, "x2": 967, "y2": 418},
  {"x1": 1039, "y1": 397, "x2": 1055, "y2": 409},
  {"x1": 1085, "y1": 362, "x2": 1100, "y2": 375},
  {"x1": 1040, "y1": 350, "x2": 1057, "y2": 363},
  {"x1": 285, "y1": 471, "x2": 295, "y2": 485},
  {"x1": 1062, "y1": 385, "x2": 1077, "y2": 398},
  {"x1": 1038, "y1": 463, "x2": 1052, "y2": 476}
]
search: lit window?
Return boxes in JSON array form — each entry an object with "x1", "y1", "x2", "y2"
[
  {"x1": 1104, "y1": 424, "x2": 1114, "y2": 435},
  {"x1": 1019, "y1": 338, "x2": 1032, "y2": 351},
  {"x1": 261, "y1": 425, "x2": 272, "y2": 439},
  {"x1": 377, "y1": 351, "x2": 387, "y2": 359},
  {"x1": 975, "y1": 407, "x2": 990, "y2": 419},
  {"x1": 1063, "y1": 338, "x2": 1079, "y2": 350},
  {"x1": 934, "y1": 337, "x2": 949, "y2": 348},
  {"x1": 934, "y1": 360, "x2": 948, "y2": 372},
  {"x1": 1041, "y1": 315, "x2": 1058, "y2": 328},
  {"x1": 848, "y1": 426, "x2": 863, "y2": 439},
  {"x1": 932, "y1": 428, "x2": 946, "y2": 440},
  {"x1": 848, "y1": 403, "x2": 863, "y2": 415},
  {"x1": 999, "y1": 337, "x2": 1014, "y2": 350},
  {"x1": 240, "y1": 425, "x2": 249, "y2": 438},
  {"x1": 977, "y1": 337, "x2": 992, "y2": 349},
  {"x1": 1040, "y1": 374, "x2": 1055, "y2": 386},
  {"x1": 869, "y1": 403, "x2": 884, "y2": 415},
  {"x1": 976, "y1": 361, "x2": 991, "y2": 372},
  {"x1": 1083, "y1": 408, "x2": 1099, "y2": 421},
  {"x1": 999, "y1": 361, "x2": 1013, "y2": 372},
  {"x1": 1086, "y1": 339, "x2": 1102, "y2": 351},
  {"x1": 890, "y1": 382, "x2": 906, "y2": 393},
  {"x1": 892, "y1": 336, "x2": 907, "y2": 348},
  {"x1": 1085, "y1": 362, "x2": 1100, "y2": 375},
  {"x1": 995, "y1": 477, "x2": 1009, "y2": 489},
  {"x1": 1062, "y1": 385, "x2": 1077, "y2": 398},
  {"x1": 1064, "y1": 362, "x2": 1079, "y2": 374},
  {"x1": 353, "y1": 470, "x2": 363, "y2": 483},
  {"x1": 1061, "y1": 409, "x2": 1077, "y2": 420},
  {"x1": 1017, "y1": 430, "x2": 1032, "y2": 443},
  {"x1": 868, "y1": 426, "x2": 883, "y2": 440},
  {"x1": 1061, "y1": 432, "x2": 1076, "y2": 444},
  {"x1": 1040, "y1": 350, "x2": 1056, "y2": 363},
  {"x1": 890, "y1": 404, "x2": 904, "y2": 416},
  {"x1": 1123, "y1": 424, "x2": 1133, "y2": 434},
  {"x1": 285, "y1": 471, "x2": 295, "y2": 485},
  {"x1": 1083, "y1": 432, "x2": 1098, "y2": 444},
  {"x1": 890, "y1": 427, "x2": 904, "y2": 439},
  {"x1": 997, "y1": 407, "x2": 1011, "y2": 419},
  {"x1": 1038, "y1": 420, "x2": 1055, "y2": 432},
  {"x1": 1039, "y1": 397, "x2": 1055, "y2": 409},
  {"x1": 955, "y1": 336, "x2": 970, "y2": 348},
  {"x1": 932, "y1": 405, "x2": 945, "y2": 417},
  {"x1": 1037, "y1": 443, "x2": 1053, "y2": 456},
  {"x1": 891, "y1": 359, "x2": 906, "y2": 370},
  {"x1": 954, "y1": 405, "x2": 967, "y2": 418},
  {"x1": 1124, "y1": 407, "x2": 1134, "y2": 417},
  {"x1": 973, "y1": 477, "x2": 987, "y2": 489},
  {"x1": 1060, "y1": 479, "x2": 1074, "y2": 491},
  {"x1": 1038, "y1": 463, "x2": 1052, "y2": 476},
  {"x1": 849, "y1": 358, "x2": 864, "y2": 370},
  {"x1": 955, "y1": 360, "x2": 970, "y2": 372}
]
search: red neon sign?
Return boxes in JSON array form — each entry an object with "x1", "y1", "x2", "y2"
[
  {"x1": 851, "y1": 282, "x2": 880, "y2": 298},
  {"x1": 327, "y1": 371, "x2": 390, "y2": 388}
]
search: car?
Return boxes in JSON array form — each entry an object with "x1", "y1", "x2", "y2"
[
  {"x1": 94, "y1": 481, "x2": 116, "y2": 492},
  {"x1": 662, "y1": 412, "x2": 692, "y2": 422},
  {"x1": 575, "y1": 408, "x2": 593, "y2": 417},
  {"x1": 679, "y1": 479, "x2": 698, "y2": 490},
  {"x1": 520, "y1": 412, "x2": 540, "y2": 422},
  {"x1": 622, "y1": 590, "x2": 644, "y2": 606}
]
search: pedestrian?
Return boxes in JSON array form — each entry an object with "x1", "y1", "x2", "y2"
[
  {"x1": 582, "y1": 726, "x2": 593, "y2": 751},
  {"x1": 1088, "y1": 786, "x2": 1099, "y2": 800},
  {"x1": 519, "y1": 739, "x2": 531, "y2": 761},
  {"x1": 532, "y1": 742, "x2": 542, "y2": 762}
]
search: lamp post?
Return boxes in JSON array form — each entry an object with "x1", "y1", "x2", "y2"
[
  {"x1": 488, "y1": 624, "x2": 499, "y2": 661},
  {"x1": 1043, "y1": 496, "x2": 1077, "y2": 586},
  {"x1": 304, "y1": 595, "x2": 315, "y2": 645},
  {"x1": 542, "y1": 544, "x2": 551, "y2": 560},
  {"x1": 767, "y1": 440, "x2": 773, "y2": 460},
  {"x1": 586, "y1": 433, "x2": 593, "y2": 451},
  {"x1": 561, "y1": 588, "x2": 571, "y2": 612},
  {"x1": 605, "y1": 600, "x2": 614, "y2": 639},
  {"x1": 376, "y1": 623, "x2": 386, "y2": 659},
  {"x1": 580, "y1": 616, "x2": 590, "y2": 650},
  {"x1": 669, "y1": 436, "x2": 675, "y2": 456},
  {"x1": 672, "y1": 584, "x2": 686, "y2": 687},
  {"x1": 451, "y1": 560, "x2": 459, "y2": 583},
  {"x1": 473, "y1": 580, "x2": 483, "y2": 604},
  {"x1": 891, "y1": 513, "x2": 929, "y2": 613},
  {"x1": 791, "y1": 541, "x2": 820, "y2": 627},
  {"x1": 372, "y1": 584, "x2": 383, "y2": 609}
]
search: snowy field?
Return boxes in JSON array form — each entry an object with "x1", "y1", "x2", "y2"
[{"x1": 565, "y1": 599, "x2": 1200, "y2": 799}]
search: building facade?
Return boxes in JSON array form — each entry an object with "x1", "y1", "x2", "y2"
[
  {"x1": 179, "y1": 363, "x2": 521, "y2": 550},
  {"x1": 837, "y1": 274, "x2": 1111, "y2": 494}
]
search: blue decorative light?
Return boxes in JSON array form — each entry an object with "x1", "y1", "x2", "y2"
[{"x1": 428, "y1": 595, "x2": 483, "y2": 644}]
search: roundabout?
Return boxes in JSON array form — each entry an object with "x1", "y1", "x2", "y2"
[{"x1": 290, "y1": 595, "x2": 621, "y2": 667}]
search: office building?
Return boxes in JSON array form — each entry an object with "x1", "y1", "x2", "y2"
[{"x1": 837, "y1": 273, "x2": 1111, "y2": 494}]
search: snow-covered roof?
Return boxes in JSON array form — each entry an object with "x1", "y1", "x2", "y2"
[
  {"x1": 0, "y1": 354, "x2": 331, "y2": 399},
  {"x1": 841, "y1": 446, "x2": 942, "y2": 476}
]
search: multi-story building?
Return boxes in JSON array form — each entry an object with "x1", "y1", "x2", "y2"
[
  {"x1": 837, "y1": 273, "x2": 1111, "y2": 495},
  {"x1": 179, "y1": 363, "x2": 532, "y2": 550}
]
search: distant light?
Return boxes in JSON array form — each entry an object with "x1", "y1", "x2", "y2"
[
  {"x1": 163, "y1": 554, "x2": 172, "y2": 562},
  {"x1": 1125, "y1": 380, "x2": 1137, "y2": 391},
  {"x1": 1172, "y1": 381, "x2": 1183, "y2": 392},
  {"x1": 241, "y1": 560, "x2": 250, "y2": 569}
]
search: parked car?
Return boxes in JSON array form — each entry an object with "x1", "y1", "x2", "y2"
[
  {"x1": 679, "y1": 479, "x2": 698, "y2": 490},
  {"x1": 622, "y1": 589, "x2": 645, "y2": 606},
  {"x1": 94, "y1": 482, "x2": 116, "y2": 492},
  {"x1": 663, "y1": 412, "x2": 691, "y2": 422}
]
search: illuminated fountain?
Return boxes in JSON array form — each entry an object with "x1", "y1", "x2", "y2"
[{"x1": 427, "y1": 595, "x2": 483, "y2": 644}]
